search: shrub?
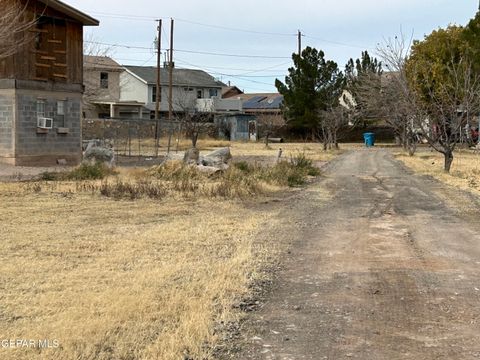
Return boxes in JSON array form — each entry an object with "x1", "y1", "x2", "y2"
[
  {"x1": 40, "y1": 171, "x2": 59, "y2": 181},
  {"x1": 67, "y1": 162, "x2": 115, "y2": 180},
  {"x1": 233, "y1": 161, "x2": 254, "y2": 174}
]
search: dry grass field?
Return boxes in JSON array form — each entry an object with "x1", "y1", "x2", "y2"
[
  {"x1": 0, "y1": 140, "x2": 336, "y2": 360},
  {"x1": 395, "y1": 148, "x2": 480, "y2": 196},
  {"x1": 0, "y1": 183, "x2": 283, "y2": 360}
]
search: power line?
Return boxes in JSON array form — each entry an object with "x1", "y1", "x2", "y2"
[
  {"x1": 84, "y1": 40, "x2": 292, "y2": 59},
  {"x1": 175, "y1": 18, "x2": 296, "y2": 37},
  {"x1": 175, "y1": 49, "x2": 290, "y2": 59},
  {"x1": 303, "y1": 34, "x2": 375, "y2": 51},
  {"x1": 87, "y1": 11, "x2": 160, "y2": 21},
  {"x1": 174, "y1": 58, "x2": 279, "y2": 87},
  {"x1": 85, "y1": 10, "x2": 375, "y2": 50}
]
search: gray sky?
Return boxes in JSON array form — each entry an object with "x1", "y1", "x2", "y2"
[{"x1": 70, "y1": 0, "x2": 479, "y2": 93}]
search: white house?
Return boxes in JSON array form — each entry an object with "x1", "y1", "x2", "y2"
[{"x1": 120, "y1": 65, "x2": 227, "y2": 118}]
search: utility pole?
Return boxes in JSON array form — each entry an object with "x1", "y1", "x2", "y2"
[
  {"x1": 167, "y1": 18, "x2": 174, "y2": 154},
  {"x1": 154, "y1": 19, "x2": 162, "y2": 157},
  {"x1": 298, "y1": 30, "x2": 302, "y2": 56},
  {"x1": 168, "y1": 18, "x2": 174, "y2": 121}
]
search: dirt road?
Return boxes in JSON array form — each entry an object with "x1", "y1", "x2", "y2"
[{"x1": 237, "y1": 149, "x2": 480, "y2": 360}]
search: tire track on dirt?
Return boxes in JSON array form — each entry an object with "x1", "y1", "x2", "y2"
[{"x1": 234, "y1": 149, "x2": 480, "y2": 360}]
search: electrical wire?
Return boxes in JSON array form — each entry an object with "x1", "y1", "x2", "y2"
[
  {"x1": 174, "y1": 18, "x2": 296, "y2": 37},
  {"x1": 84, "y1": 40, "x2": 292, "y2": 59}
]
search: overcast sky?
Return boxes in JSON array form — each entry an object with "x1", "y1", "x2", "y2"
[{"x1": 69, "y1": 0, "x2": 479, "y2": 93}]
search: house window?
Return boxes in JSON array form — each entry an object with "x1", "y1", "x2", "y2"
[
  {"x1": 209, "y1": 89, "x2": 218, "y2": 98},
  {"x1": 183, "y1": 87, "x2": 194, "y2": 92},
  {"x1": 36, "y1": 100, "x2": 46, "y2": 119},
  {"x1": 55, "y1": 100, "x2": 66, "y2": 127},
  {"x1": 197, "y1": 90, "x2": 203, "y2": 99},
  {"x1": 152, "y1": 86, "x2": 161, "y2": 103},
  {"x1": 100, "y1": 72, "x2": 109, "y2": 89}
]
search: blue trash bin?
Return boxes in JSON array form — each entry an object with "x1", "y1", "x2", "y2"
[{"x1": 363, "y1": 132, "x2": 375, "y2": 147}]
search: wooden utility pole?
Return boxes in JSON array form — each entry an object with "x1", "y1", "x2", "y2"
[
  {"x1": 168, "y1": 18, "x2": 174, "y2": 120},
  {"x1": 167, "y1": 18, "x2": 174, "y2": 154},
  {"x1": 154, "y1": 19, "x2": 162, "y2": 157},
  {"x1": 298, "y1": 30, "x2": 302, "y2": 56}
]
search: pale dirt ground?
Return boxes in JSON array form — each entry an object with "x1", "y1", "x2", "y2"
[{"x1": 233, "y1": 148, "x2": 480, "y2": 360}]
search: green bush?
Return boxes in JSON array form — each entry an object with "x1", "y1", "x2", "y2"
[{"x1": 67, "y1": 162, "x2": 115, "y2": 180}]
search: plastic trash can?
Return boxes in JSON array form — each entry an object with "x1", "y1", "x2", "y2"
[{"x1": 363, "y1": 132, "x2": 375, "y2": 147}]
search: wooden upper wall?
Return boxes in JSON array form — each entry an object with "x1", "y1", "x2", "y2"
[{"x1": 0, "y1": 0, "x2": 88, "y2": 86}]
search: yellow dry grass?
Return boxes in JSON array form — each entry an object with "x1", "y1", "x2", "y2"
[
  {"x1": 395, "y1": 148, "x2": 480, "y2": 196},
  {"x1": 0, "y1": 183, "x2": 284, "y2": 360},
  {"x1": 229, "y1": 142, "x2": 347, "y2": 163},
  {"x1": 115, "y1": 136, "x2": 364, "y2": 161}
]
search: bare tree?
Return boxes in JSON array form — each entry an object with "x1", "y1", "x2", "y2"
[
  {"x1": 0, "y1": 0, "x2": 39, "y2": 60},
  {"x1": 351, "y1": 34, "x2": 421, "y2": 155},
  {"x1": 174, "y1": 94, "x2": 214, "y2": 148},
  {"x1": 256, "y1": 113, "x2": 286, "y2": 147},
  {"x1": 411, "y1": 60, "x2": 480, "y2": 171},
  {"x1": 317, "y1": 106, "x2": 350, "y2": 150}
]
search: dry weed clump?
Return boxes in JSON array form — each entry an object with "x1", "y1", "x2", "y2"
[
  {"x1": 24, "y1": 154, "x2": 322, "y2": 200},
  {"x1": 99, "y1": 179, "x2": 167, "y2": 200}
]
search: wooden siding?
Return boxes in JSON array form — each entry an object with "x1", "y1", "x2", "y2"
[{"x1": 0, "y1": 0, "x2": 84, "y2": 85}]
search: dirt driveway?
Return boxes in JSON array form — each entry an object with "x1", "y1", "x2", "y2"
[{"x1": 236, "y1": 148, "x2": 480, "y2": 359}]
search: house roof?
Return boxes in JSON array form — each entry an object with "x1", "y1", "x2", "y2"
[
  {"x1": 222, "y1": 86, "x2": 243, "y2": 98},
  {"x1": 124, "y1": 66, "x2": 225, "y2": 88},
  {"x1": 235, "y1": 93, "x2": 284, "y2": 110},
  {"x1": 39, "y1": 0, "x2": 99, "y2": 26},
  {"x1": 84, "y1": 56, "x2": 122, "y2": 71}
]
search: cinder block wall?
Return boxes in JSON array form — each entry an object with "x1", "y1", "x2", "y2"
[
  {"x1": 13, "y1": 91, "x2": 82, "y2": 166},
  {"x1": 0, "y1": 91, "x2": 15, "y2": 161}
]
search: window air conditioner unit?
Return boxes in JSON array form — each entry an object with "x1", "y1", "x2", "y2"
[{"x1": 37, "y1": 117, "x2": 53, "y2": 129}]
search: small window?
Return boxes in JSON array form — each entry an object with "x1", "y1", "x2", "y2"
[
  {"x1": 100, "y1": 72, "x2": 109, "y2": 89},
  {"x1": 183, "y1": 87, "x2": 194, "y2": 92},
  {"x1": 209, "y1": 89, "x2": 218, "y2": 98},
  {"x1": 36, "y1": 100, "x2": 45, "y2": 119},
  {"x1": 152, "y1": 86, "x2": 161, "y2": 103},
  {"x1": 197, "y1": 90, "x2": 203, "y2": 99},
  {"x1": 55, "y1": 100, "x2": 66, "y2": 127}
]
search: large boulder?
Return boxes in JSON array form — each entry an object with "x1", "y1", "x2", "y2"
[
  {"x1": 83, "y1": 140, "x2": 114, "y2": 166},
  {"x1": 200, "y1": 147, "x2": 232, "y2": 167}
]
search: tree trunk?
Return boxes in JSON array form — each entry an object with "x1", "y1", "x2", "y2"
[
  {"x1": 443, "y1": 150, "x2": 454, "y2": 172},
  {"x1": 407, "y1": 135, "x2": 417, "y2": 156},
  {"x1": 265, "y1": 133, "x2": 270, "y2": 147},
  {"x1": 192, "y1": 132, "x2": 198, "y2": 148}
]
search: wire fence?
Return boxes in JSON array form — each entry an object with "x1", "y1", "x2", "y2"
[
  {"x1": 82, "y1": 118, "x2": 221, "y2": 164},
  {"x1": 82, "y1": 118, "x2": 184, "y2": 158}
]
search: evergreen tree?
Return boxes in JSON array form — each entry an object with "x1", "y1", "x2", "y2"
[{"x1": 275, "y1": 46, "x2": 345, "y2": 140}]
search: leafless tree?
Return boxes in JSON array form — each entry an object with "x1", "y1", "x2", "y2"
[
  {"x1": 0, "y1": 0, "x2": 39, "y2": 60},
  {"x1": 174, "y1": 94, "x2": 214, "y2": 148},
  {"x1": 411, "y1": 60, "x2": 480, "y2": 171},
  {"x1": 350, "y1": 34, "x2": 421, "y2": 155},
  {"x1": 256, "y1": 112, "x2": 286, "y2": 147},
  {"x1": 317, "y1": 106, "x2": 350, "y2": 150}
]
